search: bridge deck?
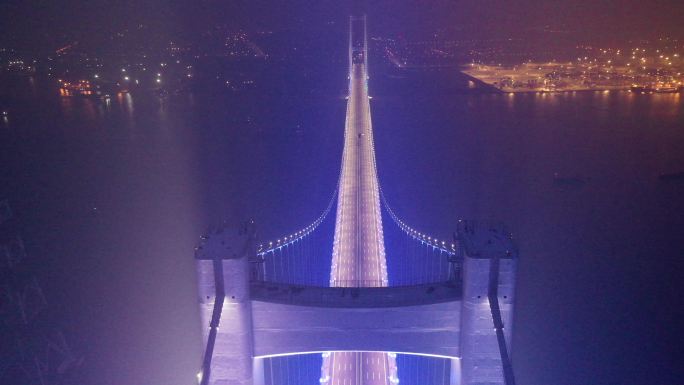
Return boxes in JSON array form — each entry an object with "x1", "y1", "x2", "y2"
[
  {"x1": 331, "y1": 63, "x2": 386, "y2": 288},
  {"x1": 326, "y1": 49, "x2": 396, "y2": 382}
]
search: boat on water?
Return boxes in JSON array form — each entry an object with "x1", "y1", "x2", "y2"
[
  {"x1": 630, "y1": 85, "x2": 682, "y2": 94},
  {"x1": 553, "y1": 173, "x2": 587, "y2": 189},
  {"x1": 653, "y1": 87, "x2": 679, "y2": 93}
]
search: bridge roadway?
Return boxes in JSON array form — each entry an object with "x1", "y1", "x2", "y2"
[{"x1": 323, "y1": 62, "x2": 397, "y2": 385}]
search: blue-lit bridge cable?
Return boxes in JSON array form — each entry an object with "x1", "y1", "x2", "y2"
[
  {"x1": 254, "y1": 186, "x2": 338, "y2": 285},
  {"x1": 378, "y1": 186, "x2": 457, "y2": 256},
  {"x1": 256, "y1": 187, "x2": 338, "y2": 256},
  {"x1": 378, "y1": 184, "x2": 462, "y2": 285}
]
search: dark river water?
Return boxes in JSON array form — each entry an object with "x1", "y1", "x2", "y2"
[{"x1": 1, "y1": 64, "x2": 683, "y2": 385}]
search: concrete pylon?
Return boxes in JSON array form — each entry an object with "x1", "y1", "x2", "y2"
[
  {"x1": 458, "y1": 220, "x2": 517, "y2": 385},
  {"x1": 196, "y1": 223, "x2": 256, "y2": 385}
]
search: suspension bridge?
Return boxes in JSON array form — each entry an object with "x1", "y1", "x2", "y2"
[{"x1": 194, "y1": 16, "x2": 518, "y2": 385}]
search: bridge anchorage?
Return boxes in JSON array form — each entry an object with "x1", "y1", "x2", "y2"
[{"x1": 195, "y1": 16, "x2": 518, "y2": 385}]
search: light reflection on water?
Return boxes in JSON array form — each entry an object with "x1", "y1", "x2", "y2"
[
  {"x1": 1, "y1": 74, "x2": 683, "y2": 385},
  {"x1": 372, "y1": 80, "x2": 684, "y2": 385}
]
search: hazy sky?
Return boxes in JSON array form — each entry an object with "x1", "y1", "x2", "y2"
[{"x1": 2, "y1": 0, "x2": 684, "y2": 50}]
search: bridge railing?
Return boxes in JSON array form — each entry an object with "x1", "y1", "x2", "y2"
[{"x1": 328, "y1": 279, "x2": 388, "y2": 287}]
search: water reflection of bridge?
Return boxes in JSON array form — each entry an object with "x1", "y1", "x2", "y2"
[{"x1": 195, "y1": 16, "x2": 517, "y2": 385}]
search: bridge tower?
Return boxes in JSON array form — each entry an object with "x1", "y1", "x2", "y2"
[
  {"x1": 458, "y1": 221, "x2": 517, "y2": 385},
  {"x1": 348, "y1": 15, "x2": 368, "y2": 78},
  {"x1": 194, "y1": 18, "x2": 518, "y2": 385},
  {"x1": 195, "y1": 224, "x2": 257, "y2": 385}
]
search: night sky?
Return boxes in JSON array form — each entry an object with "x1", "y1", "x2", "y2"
[{"x1": 2, "y1": 1, "x2": 684, "y2": 49}]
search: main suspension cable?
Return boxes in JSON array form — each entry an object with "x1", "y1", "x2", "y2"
[
  {"x1": 257, "y1": 187, "x2": 338, "y2": 256},
  {"x1": 378, "y1": 186, "x2": 457, "y2": 255}
]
